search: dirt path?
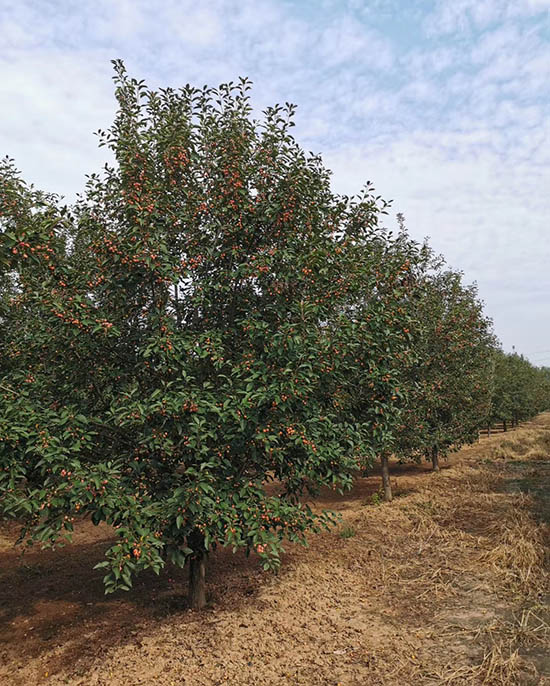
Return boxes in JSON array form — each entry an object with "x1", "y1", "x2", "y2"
[{"x1": 1, "y1": 416, "x2": 549, "y2": 685}]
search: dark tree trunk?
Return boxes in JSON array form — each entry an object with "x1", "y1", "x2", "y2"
[
  {"x1": 431, "y1": 445, "x2": 440, "y2": 472},
  {"x1": 188, "y1": 553, "x2": 207, "y2": 609},
  {"x1": 503, "y1": 419, "x2": 507, "y2": 432},
  {"x1": 188, "y1": 531, "x2": 207, "y2": 609},
  {"x1": 381, "y1": 455, "x2": 392, "y2": 502}
]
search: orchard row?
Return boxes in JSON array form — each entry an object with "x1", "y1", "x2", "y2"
[{"x1": 1, "y1": 63, "x2": 548, "y2": 607}]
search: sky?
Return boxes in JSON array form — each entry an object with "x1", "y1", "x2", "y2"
[{"x1": 1, "y1": 0, "x2": 549, "y2": 365}]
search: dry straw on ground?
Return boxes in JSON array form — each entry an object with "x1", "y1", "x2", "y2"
[{"x1": 1, "y1": 415, "x2": 549, "y2": 685}]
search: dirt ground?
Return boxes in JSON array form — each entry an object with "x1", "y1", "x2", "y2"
[{"x1": 1, "y1": 416, "x2": 549, "y2": 685}]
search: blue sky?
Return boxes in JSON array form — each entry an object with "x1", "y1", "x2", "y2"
[{"x1": 1, "y1": 0, "x2": 549, "y2": 364}]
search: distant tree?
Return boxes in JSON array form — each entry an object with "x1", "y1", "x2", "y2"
[
  {"x1": 534, "y1": 366, "x2": 550, "y2": 414},
  {"x1": 490, "y1": 350, "x2": 515, "y2": 430},
  {"x1": 491, "y1": 352, "x2": 550, "y2": 429},
  {"x1": 394, "y1": 258, "x2": 495, "y2": 479},
  {"x1": 352, "y1": 226, "x2": 431, "y2": 502}
]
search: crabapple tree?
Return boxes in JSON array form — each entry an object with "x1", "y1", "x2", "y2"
[
  {"x1": 394, "y1": 258, "x2": 495, "y2": 479},
  {"x1": 0, "y1": 63, "x2": 417, "y2": 606}
]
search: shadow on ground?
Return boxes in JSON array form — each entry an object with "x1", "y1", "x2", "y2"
[{"x1": 0, "y1": 519, "x2": 283, "y2": 675}]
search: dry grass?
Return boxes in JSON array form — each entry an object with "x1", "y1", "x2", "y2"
[
  {"x1": 483, "y1": 513, "x2": 547, "y2": 592},
  {"x1": 0, "y1": 414, "x2": 549, "y2": 685},
  {"x1": 485, "y1": 426, "x2": 550, "y2": 462},
  {"x1": 435, "y1": 606, "x2": 550, "y2": 685}
]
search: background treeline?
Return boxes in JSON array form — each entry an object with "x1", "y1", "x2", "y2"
[
  {"x1": 1, "y1": 63, "x2": 549, "y2": 607},
  {"x1": 489, "y1": 350, "x2": 550, "y2": 433}
]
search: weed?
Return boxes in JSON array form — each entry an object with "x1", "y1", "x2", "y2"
[
  {"x1": 339, "y1": 525, "x2": 356, "y2": 539},
  {"x1": 364, "y1": 489, "x2": 385, "y2": 507},
  {"x1": 416, "y1": 499, "x2": 437, "y2": 514}
]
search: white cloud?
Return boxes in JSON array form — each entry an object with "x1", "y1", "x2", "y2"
[
  {"x1": 319, "y1": 15, "x2": 394, "y2": 69},
  {"x1": 0, "y1": 50, "x2": 115, "y2": 197},
  {"x1": 425, "y1": 0, "x2": 550, "y2": 36},
  {"x1": 1, "y1": 0, "x2": 549, "y2": 359},
  {"x1": 324, "y1": 131, "x2": 550, "y2": 355}
]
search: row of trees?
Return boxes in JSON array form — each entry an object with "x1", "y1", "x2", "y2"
[
  {"x1": 489, "y1": 351, "x2": 550, "y2": 433},
  {"x1": 1, "y1": 64, "x2": 548, "y2": 607}
]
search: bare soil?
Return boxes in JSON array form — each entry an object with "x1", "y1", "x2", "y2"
[{"x1": 1, "y1": 416, "x2": 549, "y2": 685}]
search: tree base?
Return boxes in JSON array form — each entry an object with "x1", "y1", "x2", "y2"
[
  {"x1": 431, "y1": 446, "x2": 440, "y2": 472},
  {"x1": 188, "y1": 552, "x2": 207, "y2": 609},
  {"x1": 381, "y1": 455, "x2": 392, "y2": 502}
]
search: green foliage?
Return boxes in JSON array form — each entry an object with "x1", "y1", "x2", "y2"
[
  {"x1": 367, "y1": 490, "x2": 383, "y2": 507},
  {"x1": 339, "y1": 525, "x2": 356, "y2": 539},
  {"x1": 393, "y1": 241, "x2": 496, "y2": 463},
  {"x1": 1, "y1": 62, "x2": 545, "y2": 600},
  {"x1": 490, "y1": 350, "x2": 550, "y2": 425},
  {"x1": 0, "y1": 63, "x2": 419, "y2": 594}
]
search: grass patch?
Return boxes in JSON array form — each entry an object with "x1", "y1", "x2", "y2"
[{"x1": 339, "y1": 525, "x2": 356, "y2": 539}]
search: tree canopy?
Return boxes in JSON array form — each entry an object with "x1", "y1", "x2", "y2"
[{"x1": 1, "y1": 63, "x2": 548, "y2": 607}]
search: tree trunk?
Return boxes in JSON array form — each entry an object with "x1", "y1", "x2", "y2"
[
  {"x1": 188, "y1": 553, "x2": 207, "y2": 609},
  {"x1": 381, "y1": 455, "x2": 392, "y2": 502},
  {"x1": 188, "y1": 531, "x2": 207, "y2": 609},
  {"x1": 431, "y1": 445, "x2": 440, "y2": 472},
  {"x1": 503, "y1": 419, "x2": 507, "y2": 432},
  {"x1": 487, "y1": 424, "x2": 491, "y2": 437}
]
